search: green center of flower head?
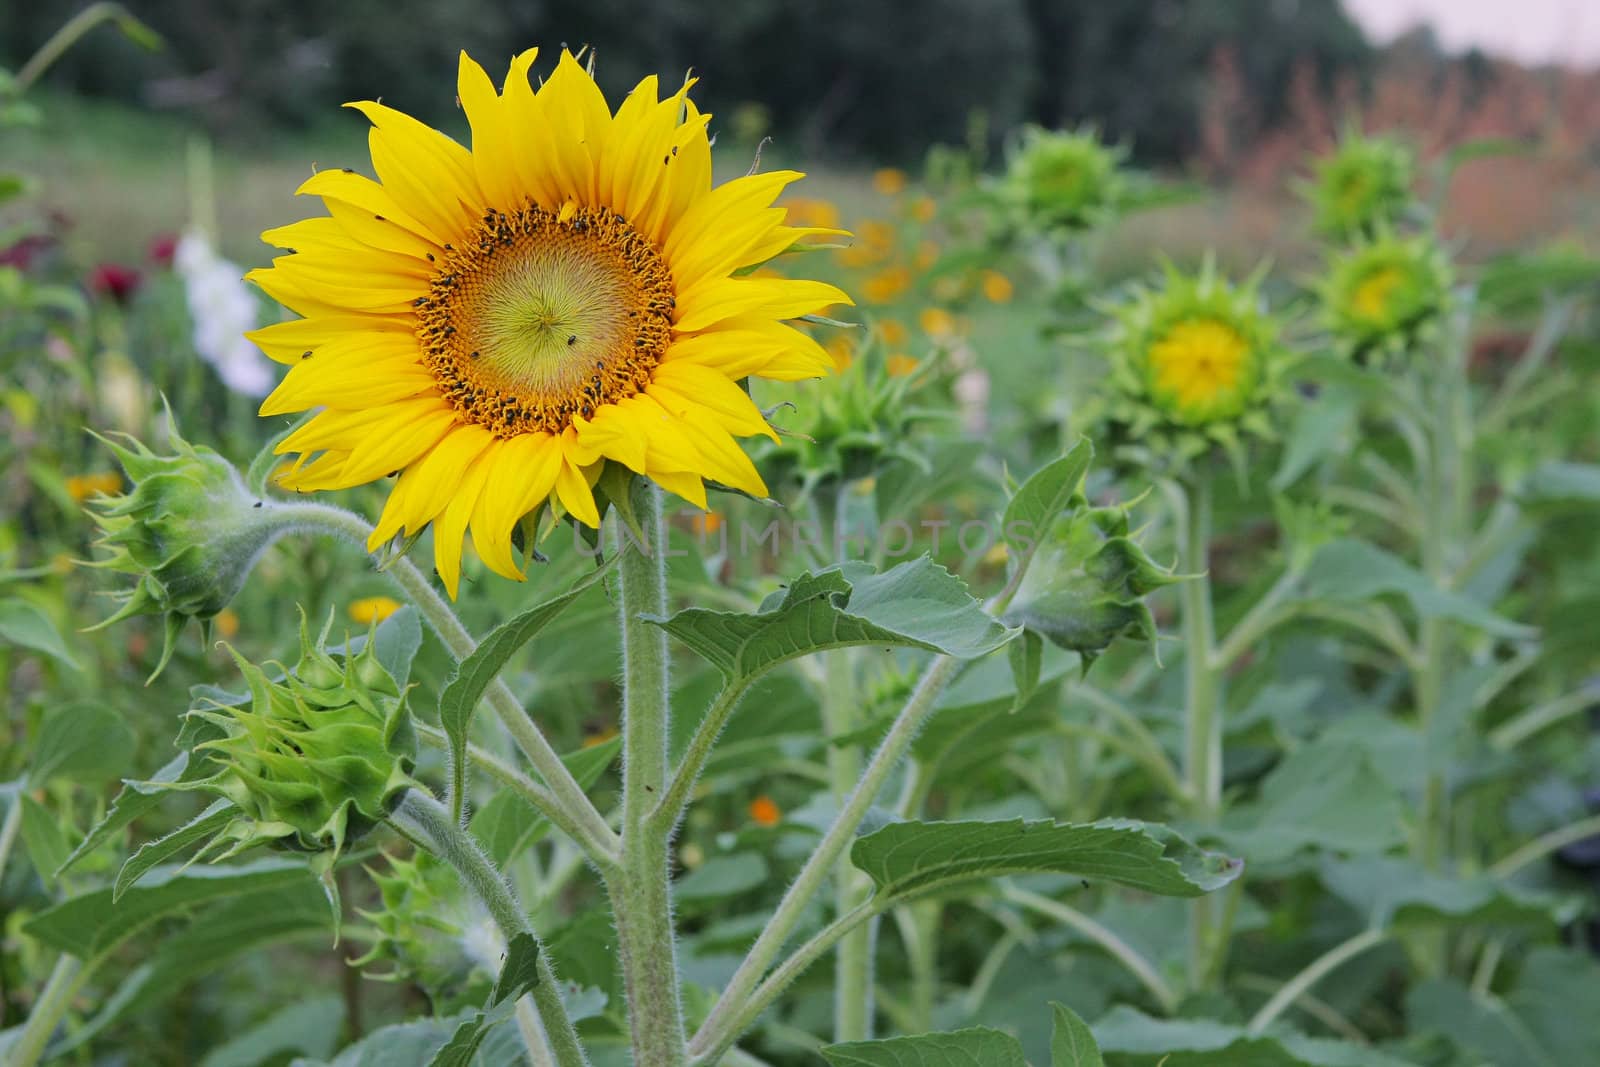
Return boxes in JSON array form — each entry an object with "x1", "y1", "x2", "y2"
[
  {"x1": 416, "y1": 205, "x2": 676, "y2": 438},
  {"x1": 1146, "y1": 317, "x2": 1251, "y2": 423},
  {"x1": 1351, "y1": 265, "x2": 1404, "y2": 322}
]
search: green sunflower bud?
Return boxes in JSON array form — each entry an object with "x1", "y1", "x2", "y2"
[
  {"x1": 1001, "y1": 126, "x2": 1128, "y2": 234},
  {"x1": 169, "y1": 611, "x2": 418, "y2": 865},
  {"x1": 1095, "y1": 257, "x2": 1287, "y2": 473},
  {"x1": 350, "y1": 850, "x2": 495, "y2": 1011},
  {"x1": 1301, "y1": 130, "x2": 1417, "y2": 239},
  {"x1": 760, "y1": 343, "x2": 943, "y2": 492},
  {"x1": 1005, "y1": 488, "x2": 1185, "y2": 672},
  {"x1": 85, "y1": 420, "x2": 273, "y2": 679},
  {"x1": 1317, "y1": 229, "x2": 1452, "y2": 360}
]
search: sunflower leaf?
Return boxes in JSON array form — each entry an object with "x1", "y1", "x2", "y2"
[{"x1": 438, "y1": 558, "x2": 617, "y2": 819}]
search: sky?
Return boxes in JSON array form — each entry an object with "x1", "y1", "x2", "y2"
[{"x1": 1344, "y1": 0, "x2": 1600, "y2": 67}]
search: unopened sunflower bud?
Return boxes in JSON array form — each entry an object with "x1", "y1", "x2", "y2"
[
  {"x1": 85, "y1": 422, "x2": 273, "y2": 679},
  {"x1": 1317, "y1": 229, "x2": 1452, "y2": 361},
  {"x1": 1000, "y1": 126, "x2": 1128, "y2": 235},
  {"x1": 173, "y1": 613, "x2": 418, "y2": 865},
  {"x1": 350, "y1": 851, "x2": 492, "y2": 1010},
  {"x1": 1005, "y1": 492, "x2": 1185, "y2": 671},
  {"x1": 1302, "y1": 131, "x2": 1416, "y2": 240}
]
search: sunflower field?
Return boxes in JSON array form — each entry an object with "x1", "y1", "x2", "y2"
[{"x1": 4, "y1": 7, "x2": 1600, "y2": 1067}]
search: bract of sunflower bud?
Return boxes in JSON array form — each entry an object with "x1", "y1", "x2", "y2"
[
  {"x1": 350, "y1": 850, "x2": 494, "y2": 1012},
  {"x1": 1004, "y1": 489, "x2": 1184, "y2": 672},
  {"x1": 1316, "y1": 229, "x2": 1452, "y2": 361},
  {"x1": 998, "y1": 126, "x2": 1128, "y2": 236},
  {"x1": 1301, "y1": 130, "x2": 1418, "y2": 240},
  {"x1": 1091, "y1": 258, "x2": 1288, "y2": 474},
  {"x1": 758, "y1": 346, "x2": 947, "y2": 494},
  {"x1": 160, "y1": 613, "x2": 419, "y2": 868},
  {"x1": 84, "y1": 421, "x2": 272, "y2": 679}
]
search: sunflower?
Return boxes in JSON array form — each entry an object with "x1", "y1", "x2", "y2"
[
  {"x1": 248, "y1": 49, "x2": 850, "y2": 596},
  {"x1": 1317, "y1": 230, "x2": 1451, "y2": 359},
  {"x1": 1301, "y1": 130, "x2": 1416, "y2": 240}
]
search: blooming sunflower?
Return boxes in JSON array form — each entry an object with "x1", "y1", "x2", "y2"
[
  {"x1": 1098, "y1": 259, "x2": 1284, "y2": 468},
  {"x1": 248, "y1": 49, "x2": 850, "y2": 596}
]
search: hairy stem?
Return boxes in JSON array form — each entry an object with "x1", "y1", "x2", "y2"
[
  {"x1": 1003, "y1": 884, "x2": 1178, "y2": 1014},
  {"x1": 608, "y1": 487, "x2": 688, "y2": 1067},
  {"x1": 1247, "y1": 928, "x2": 1389, "y2": 1035},
  {"x1": 393, "y1": 792, "x2": 588, "y2": 1067},
  {"x1": 690, "y1": 654, "x2": 962, "y2": 1063},
  {"x1": 268, "y1": 501, "x2": 619, "y2": 870},
  {"x1": 824, "y1": 648, "x2": 877, "y2": 1042},
  {"x1": 1180, "y1": 470, "x2": 1222, "y2": 990},
  {"x1": 7, "y1": 954, "x2": 91, "y2": 1067}
]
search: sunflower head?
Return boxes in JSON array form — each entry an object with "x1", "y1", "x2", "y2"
[
  {"x1": 351, "y1": 849, "x2": 491, "y2": 1010},
  {"x1": 1001, "y1": 126, "x2": 1127, "y2": 234},
  {"x1": 248, "y1": 49, "x2": 850, "y2": 597},
  {"x1": 172, "y1": 612, "x2": 418, "y2": 866},
  {"x1": 85, "y1": 422, "x2": 270, "y2": 678},
  {"x1": 1318, "y1": 230, "x2": 1452, "y2": 359},
  {"x1": 1303, "y1": 131, "x2": 1416, "y2": 240},
  {"x1": 1097, "y1": 259, "x2": 1285, "y2": 470}
]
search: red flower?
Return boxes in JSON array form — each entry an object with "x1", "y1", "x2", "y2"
[
  {"x1": 88, "y1": 263, "x2": 142, "y2": 304},
  {"x1": 148, "y1": 232, "x2": 178, "y2": 267},
  {"x1": 0, "y1": 233, "x2": 55, "y2": 270}
]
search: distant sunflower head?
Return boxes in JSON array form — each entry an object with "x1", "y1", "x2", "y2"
[
  {"x1": 248, "y1": 49, "x2": 851, "y2": 596},
  {"x1": 1302, "y1": 130, "x2": 1416, "y2": 240},
  {"x1": 1098, "y1": 258, "x2": 1284, "y2": 468},
  {"x1": 1318, "y1": 230, "x2": 1451, "y2": 359},
  {"x1": 1001, "y1": 126, "x2": 1127, "y2": 234}
]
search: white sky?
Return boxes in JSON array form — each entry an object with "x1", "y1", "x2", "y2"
[{"x1": 1344, "y1": 0, "x2": 1600, "y2": 67}]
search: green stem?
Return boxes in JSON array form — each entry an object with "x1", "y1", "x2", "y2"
[
  {"x1": 649, "y1": 678, "x2": 753, "y2": 832},
  {"x1": 1179, "y1": 470, "x2": 1221, "y2": 991},
  {"x1": 1490, "y1": 813, "x2": 1600, "y2": 879},
  {"x1": 267, "y1": 501, "x2": 620, "y2": 870},
  {"x1": 690, "y1": 654, "x2": 963, "y2": 1064},
  {"x1": 1488, "y1": 688, "x2": 1599, "y2": 751},
  {"x1": 8, "y1": 953, "x2": 92, "y2": 1067},
  {"x1": 823, "y1": 648, "x2": 876, "y2": 1043},
  {"x1": 392, "y1": 792, "x2": 588, "y2": 1067},
  {"x1": 1210, "y1": 565, "x2": 1302, "y2": 672},
  {"x1": 0, "y1": 786, "x2": 23, "y2": 887},
  {"x1": 608, "y1": 487, "x2": 688, "y2": 1067},
  {"x1": 14, "y1": 3, "x2": 151, "y2": 91},
  {"x1": 893, "y1": 902, "x2": 940, "y2": 1032},
  {"x1": 1246, "y1": 928, "x2": 1389, "y2": 1035},
  {"x1": 1003, "y1": 884, "x2": 1178, "y2": 1014}
]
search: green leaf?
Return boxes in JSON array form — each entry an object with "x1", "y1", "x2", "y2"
[
  {"x1": 469, "y1": 736, "x2": 618, "y2": 865},
  {"x1": 0, "y1": 596, "x2": 77, "y2": 669},
  {"x1": 427, "y1": 932, "x2": 542, "y2": 1067},
  {"x1": 1320, "y1": 856, "x2": 1577, "y2": 929},
  {"x1": 56, "y1": 748, "x2": 207, "y2": 876},
  {"x1": 28, "y1": 700, "x2": 137, "y2": 786},
  {"x1": 114, "y1": 798, "x2": 236, "y2": 899},
  {"x1": 1303, "y1": 539, "x2": 1532, "y2": 638},
  {"x1": 1007, "y1": 628, "x2": 1043, "y2": 711},
  {"x1": 822, "y1": 1027, "x2": 1029, "y2": 1067},
  {"x1": 1051, "y1": 1002, "x2": 1105, "y2": 1067},
  {"x1": 1520, "y1": 461, "x2": 1600, "y2": 513},
  {"x1": 674, "y1": 853, "x2": 769, "y2": 903},
  {"x1": 1092, "y1": 1007, "x2": 1414, "y2": 1066},
  {"x1": 1216, "y1": 742, "x2": 1406, "y2": 862},
  {"x1": 18, "y1": 794, "x2": 70, "y2": 887},
  {"x1": 650, "y1": 556, "x2": 1016, "y2": 682},
  {"x1": 1003, "y1": 438, "x2": 1094, "y2": 570},
  {"x1": 24, "y1": 857, "x2": 317, "y2": 958},
  {"x1": 200, "y1": 996, "x2": 344, "y2": 1067},
  {"x1": 1271, "y1": 390, "x2": 1359, "y2": 490},
  {"x1": 850, "y1": 818, "x2": 1242, "y2": 903},
  {"x1": 439, "y1": 560, "x2": 615, "y2": 812}
]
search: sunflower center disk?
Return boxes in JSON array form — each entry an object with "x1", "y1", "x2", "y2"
[
  {"x1": 1149, "y1": 318, "x2": 1247, "y2": 410},
  {"x1": 416, "y1": 205, "x2": 675, "y2": 437}
]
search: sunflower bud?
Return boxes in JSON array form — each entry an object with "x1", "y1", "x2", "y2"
[
  {"x1": 350, "y1": 851, "x2": 493, "y2": 1010},
  {"x1": 85, "y1": 422, "x2": 272, "y2": 678},
  {"x1": 1005, "y1": 491, "x2": 1184, "y2": 671},
  {"x1": 1095, "y1": 258, "x2": 1286, "y2": 472},
  {"x1": 1000, "y1": 126, "x2": 1128, "y2": 235},
  {"x1": 1317, "y1": 230, "x2": 1452, "y2": 361},
  {"x1": 173, "y1": 613, "x2": 418, "y2": 864},
  {"x1": 1302, "y1": 131, "x2": 1417, "y2": 240}
]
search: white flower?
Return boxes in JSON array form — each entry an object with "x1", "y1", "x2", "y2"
[{"x1": 174, "y1": 231, "x2": 276, "y2": 397}]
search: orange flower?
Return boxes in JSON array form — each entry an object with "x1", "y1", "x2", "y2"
[
  {"x1": 877, "y1": 318, "x2": 910, "y2": 347},
  {"x1": 913, "y1": 240, "x2": 940, "y2": 271},
  {"x1": 784, "y1": 196, "x2": 842, "y2": 230},
  {"x1": 582, "y1": 725, "x2": 620, "y2": 749},
  {"x1": 863, "y1": 265, "x2": 912, "y2": 305},
  {"x1": 885, "y1": 353, "x2": 921, "y2": 377},
  {"x1": 826, "y1": 334, "x2": 856, "y2": 371},
  {"x1": 691, "y1": 511, "x2": 724, "y2": 536},
  {"x1": 909, "y1": 195, "x2": 937, "y2": 223},
  {"x1": 872, "y1": 168, "x2": 909, "y2": 196},
  {"x1": 748, "y1": 795, "x2": 782, "y2": 827},
  {"x1": 919, "y1": 307, "x2": 958, "y2": 337},
  {"x1": 214, "y1": 607, "x2": 241, "y2": 639},
  {"x1": 66, "y1": 472, "x2": 121, "y2": 503},
  {"x1": 981, "y1": 270, "x2": 1014, "y2": 304}
]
